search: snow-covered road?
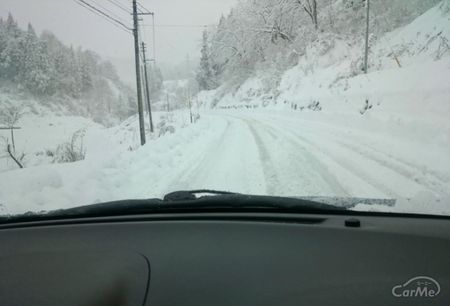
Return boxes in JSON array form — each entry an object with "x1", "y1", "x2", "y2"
[
  {"x1": 170, "y1": 111, "x2": 450, "y2": 200},
  {"x1": 1, "y1": 110, "x2": 449, "y2": 215}
]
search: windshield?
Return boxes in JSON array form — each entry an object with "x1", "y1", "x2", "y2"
[{"x1": 0, "y1": 0, "x2": 449, "y2": 217}]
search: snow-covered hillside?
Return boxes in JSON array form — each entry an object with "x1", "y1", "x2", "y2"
[
  {"x1": 0, "y1": 14, "x2": 136, "y2": 125},
  {"x1": 0, "y1": 104, "x2": 195, "y2": 172},
  {"x1": 205, "y1": 1, "x2": 450, "y2": 114},
  {"x1": 200, "y1": 1, "x2": 450, "y2": 153}
]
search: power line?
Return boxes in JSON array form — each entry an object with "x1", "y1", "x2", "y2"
[
  {"x1": 74, "y1": 0, "x2": 147, "y2": 145},
  {"x1": 72, "y1": 0, "x2": 132, "y2": 34},
  {"x1": 106, "y1": 0, "x2": 131, "y2": 14},
  {"x1": 143, "y1": 24, "x2": 209, "y2": 28},
  {"x1": 137, "y1": 1, "x2": 152, "y2": 14},
  {"x1": 74, "y1": 0, "x2": 132, "y2": 31},
  {"x1": 135, "y1": 2, "x2": 156, "y2": 62},
  {"x1": 89, "y1": 0, "x2": 130, "y2": 26}
]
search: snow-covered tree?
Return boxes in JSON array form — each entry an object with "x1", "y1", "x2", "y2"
[
  {"x1": 0, "y1": 15, "x2": 135, "y2": 124},
  {"x1": 17, "y1": 23, "x2": 52, "y2": 95},
  {"x1": 202, "y1": 0, "x2": 442, "y2": 91},
  {"x1": 196, "y1": 30, "x2": 216, "y2": 90},
  {"x1": 0, "y1": 14, "x2": 23, "y2": 80}
]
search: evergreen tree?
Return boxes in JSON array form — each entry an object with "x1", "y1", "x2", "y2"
[
  {"x1": 19, "y1": 23, "x2": 52, "y2": 95},
  {"x1": 0, "y1": 14, "x2": 23, "y2": 80},
  {"x1": 196, "y1": 30, "x2": 215, "y2": 90},
  {"x1": 0, "y1": 14, "x2": 141, "y2": 124},
  {"x1": 0, "y1": 18, "x2": 6, "y2": 75}
]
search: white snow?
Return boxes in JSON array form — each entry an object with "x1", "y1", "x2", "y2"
[
  {"x1": 1, "y1": 3, "x2": 449, "y2": 216},
  {"x1": 1, "y1": 106, "x2": 449, "y2": 216}
]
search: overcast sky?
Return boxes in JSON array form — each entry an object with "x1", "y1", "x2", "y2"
[{"x1": 0, "y1": 0, "x2": 237, "y2": 83}]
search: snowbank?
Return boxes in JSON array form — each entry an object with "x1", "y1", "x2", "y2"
[{"x1": 0, "y1": 108, "x2": 203, "y2": 214}]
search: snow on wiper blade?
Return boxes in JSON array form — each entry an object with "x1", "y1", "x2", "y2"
[
  {"x1": 295, "y1": 197, "x2": 397, "y2": 209},
  {"x1": 158, "y1": 193, "x2": 347, "y2": 212},
  {"x1": 0, "y1": 199, "x2": 165, "y2": 223},
  {"x1": 163, "y1": 189, "x2": 238, "y2": 201}
]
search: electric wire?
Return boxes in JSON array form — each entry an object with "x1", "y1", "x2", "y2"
[
  {"x1": 72, "y1": 0, "x2": 132, "y2": 34},
  {"x1": 74, "y1": 0, "x2": 132, "y2": 31}
]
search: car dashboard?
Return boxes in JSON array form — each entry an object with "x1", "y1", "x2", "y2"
[{"x1": 0, "y1": 211, "x2": 449, "y2": 306}]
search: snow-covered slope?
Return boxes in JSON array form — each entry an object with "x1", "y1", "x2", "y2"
[
  {"x1": 0, "y1": 94, "x2": 194, "y2": 173},
  {"x1": 207, "y1": 0, "x2": 450, "y2": 115},
  {"x1": 373, "y1": 0, "x2": 450, "y2": 67},
  {"x1": 0, "y1": 113, "x2": 102, "y2": 172},
  {"x1": 0, "y1": 109, "x2": 206, "y2": 214},
  {"x1": 199, "y1": 2, "x2": 450, "y2": 150}
]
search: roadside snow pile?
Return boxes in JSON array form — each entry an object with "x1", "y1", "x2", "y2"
[
  {"x1": 0, "y1": 111, "x2": 214, "y2": 215},
  {"x1": 0, "y1": 102, "x2": 195, "y2": 173},
  {"x1": 0, "y1": 113, "x2": 101, "y2": 172},
  {"x1": 87, "y1": 109, "x2": 197, "y2": 155},
  {"x1": 219, "y1": 77, "x2": 278, "y2": 109}
]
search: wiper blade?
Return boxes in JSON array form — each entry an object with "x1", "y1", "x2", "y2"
[
  {"x1": 161, "y1": 193, "x2": 346, "y2": 212},
  {"x1": 0, "y1": 193, "x2": 345, "y2": 224},
  {"x1": 164, "y1": 189, "x2": 238, "y2": 201}
]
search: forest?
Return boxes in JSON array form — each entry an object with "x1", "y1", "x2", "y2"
[{"x1": 0, "y1": 13, "x2": 163, "y2": 125}]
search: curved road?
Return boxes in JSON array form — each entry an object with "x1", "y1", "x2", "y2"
[{"x1": 161, "y1": 110, "x2": 450, "y2": 200}]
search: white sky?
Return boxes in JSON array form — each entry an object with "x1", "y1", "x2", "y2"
[{"x1": 0, "y1": 0, "x2": 237, "y2": 83}]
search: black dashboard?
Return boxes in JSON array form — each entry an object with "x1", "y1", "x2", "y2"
[{"x1": 1, "y1": 212, "x2": 449, "y2": 305}]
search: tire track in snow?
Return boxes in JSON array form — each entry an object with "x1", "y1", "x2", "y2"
[
  {"x1": 332, "y1": 139, "x2": 450, "y2": 197},
  {"x1": 301, "y1": 120, "x2": 450, "y2": 186},
  {"x1": 249, "y1": 117, "x2": 401, "y2": 198},
  {"x1": 272, "y1": 117, "x2": 449, "y2": 197},
  {"x1": 165, "y1": 116, "x2": 268, "y2": 195},
  {"x1": 167, "y1": 119, "x2": 231, "y2": 192},
  {"x1": 243, "y1": 118, "x2": 349, "y2": 197},
  {"x1": 245, "y1": 122, "x2": 281, "y2": 195}
]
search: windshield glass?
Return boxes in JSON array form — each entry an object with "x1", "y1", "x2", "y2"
[{"x1": 0, "y1": 0, "x2": 449, "y2": 217}]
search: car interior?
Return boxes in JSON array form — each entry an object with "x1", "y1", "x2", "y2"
[{"x1": 1, "y1": 195, "x2": 449, "y2": 306}]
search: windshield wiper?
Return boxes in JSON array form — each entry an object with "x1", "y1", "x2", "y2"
[
  {"x1": 163, "y1": 189, "x2": 238, "y2": 201},
  {"x1": 0, "y1": 191, "x2": 346, "y2": 224}
]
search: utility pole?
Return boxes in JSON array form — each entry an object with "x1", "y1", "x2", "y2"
[
  {"x1": 188, "y1": 92, "x2": 193, "y2": 124},
  {"x1": 132, "y1": 0, "x2": 146, "y2": 145},
  {"x1": 166, "y1": 92, "x2": 170, "y2": 113},
  {"x1": 140, "y1": 64, "x2": 152, "y2": 132},
  {"x1": 364, "y1": 0, "x2": 370, "y2": 74},
  {"x1": 196, "y1": 94, "x2": 200, "y2": 117},
  {"x1": 186, "y1": 54, "x2": 193, "y2": 124},
  {"x1": 141, "y1": 42, "x2": 154, "y2": 133}
]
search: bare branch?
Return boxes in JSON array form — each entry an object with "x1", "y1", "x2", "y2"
[
  {"x1": 297, "y1": 0, "x2": 318, "y2": 30},
  {"x1": 6, "y1": 144, "x2": 23, "y2": 169}
]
